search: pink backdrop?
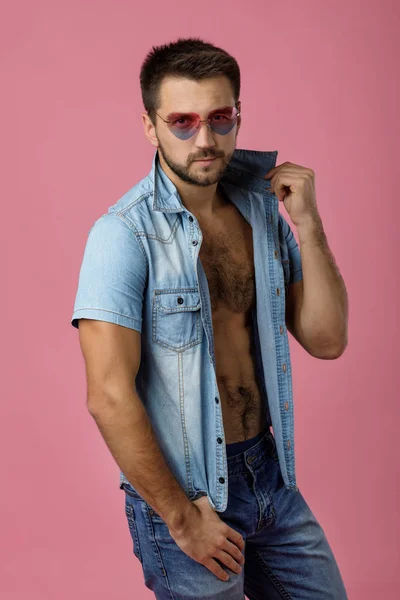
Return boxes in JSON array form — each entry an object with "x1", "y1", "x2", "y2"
[{"x1": 1, "y1": 1, "x2": 399, "y2": 598}]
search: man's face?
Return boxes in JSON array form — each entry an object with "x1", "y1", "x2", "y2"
[{"x1": 147, "y1": 76, "x2": 241, "y2": 188}]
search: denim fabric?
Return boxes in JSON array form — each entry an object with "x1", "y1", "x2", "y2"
[
  {"x1": 121, "y1": 429, "x2": 348, "y2": 599},
  {"x1": 71, "y1": 148, "x2": 304, "y2": 511}
]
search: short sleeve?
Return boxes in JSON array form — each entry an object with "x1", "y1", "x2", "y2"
[
  {"x1": 70, "y1": 213, "x2": 148, "y2": 332},
  {"x1": 279, "y1": 213, "x2": 303, "y2": 283}
]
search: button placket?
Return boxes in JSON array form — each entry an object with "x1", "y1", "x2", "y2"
[
  {"x1": 271, "y1": 209, "x2": 293, "y2": 466},
  {"x1": 214, "y1": 397, "x2": 225, "y2": 489}
]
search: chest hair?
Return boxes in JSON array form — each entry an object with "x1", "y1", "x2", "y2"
[{"x1": 199, "y1": 226, "x2": 255, "y2": 315}]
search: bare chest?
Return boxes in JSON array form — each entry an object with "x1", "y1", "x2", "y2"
[{"x1": 198, "y1": 207, "x2": 255, "y2": 314}]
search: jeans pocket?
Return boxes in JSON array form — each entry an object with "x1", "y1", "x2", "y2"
[
  {"x1": 121, "y1": 482, "x2": 143, "y2": 500},
  {"x1": 125, "y1": 500, "x2": 143, "y2": 564}
]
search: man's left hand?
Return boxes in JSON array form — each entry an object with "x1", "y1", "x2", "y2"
[{"x1": 264, "y1": 162, "x2": 319, "y2": 228}]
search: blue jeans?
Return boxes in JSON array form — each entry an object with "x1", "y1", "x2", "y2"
[{"x1": 121, "y1": 427, "x2": 348, "y2": 599}]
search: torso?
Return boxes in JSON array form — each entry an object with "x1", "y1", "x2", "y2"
[{"x1": 197, "y1": 193, "x2": 268, "y2": 444}]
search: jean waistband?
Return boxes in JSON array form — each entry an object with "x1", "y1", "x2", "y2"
[
  {"x1": 224, "y1": 426, "x2": 276, "y2": 475},
  {"x1": 226, "y1": 425, "x2": 271, "y2": 458}
]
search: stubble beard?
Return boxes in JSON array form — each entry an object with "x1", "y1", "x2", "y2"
[{"x1": 157, "y1": 139, "x2": 236, "y2": 188}]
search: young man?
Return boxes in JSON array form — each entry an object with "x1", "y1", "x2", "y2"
[{"x1": 71, "y1": 37, "x2": 349, "y2": 599}]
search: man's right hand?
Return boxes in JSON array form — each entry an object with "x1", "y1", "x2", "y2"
[{"x1": 168, "y1": 496, "x2": 245, "y2": 582}]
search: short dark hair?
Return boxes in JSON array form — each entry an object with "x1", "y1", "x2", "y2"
[{"x1": 139, "y1": 37, "x2": 241, "y2": 124}]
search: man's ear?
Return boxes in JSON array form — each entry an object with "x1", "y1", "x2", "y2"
[
  {"x1": 236, "y1": 100, "x2": 242, "y2": 129},
  {"x1": 142, "y1": 112, "x2": 159, "y2": 148}
]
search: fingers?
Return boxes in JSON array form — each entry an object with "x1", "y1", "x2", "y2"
[
  {"x1": 226, "y1": 526, "x2": 245, "y2": 552},
  {"x1": 203, "y1": 532, "x2": 246, "y2": 582},
  {"x1": 214, "y1": 548, "x2": 243, "y2": 575},
  {"x1": 224, "y1": 538, "x2": 245, "y2": 566},
  {"x1": 204, "y1": 558, "x2": 230, "y2": 582}
]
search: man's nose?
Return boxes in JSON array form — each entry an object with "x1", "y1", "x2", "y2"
[{"x1": 194, "y1": 122, "x2": 217, "y2": 148}]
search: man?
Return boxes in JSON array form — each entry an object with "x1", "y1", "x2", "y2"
[{"x1": 71, "y1": 37, "x2": 349, "y2": 599}]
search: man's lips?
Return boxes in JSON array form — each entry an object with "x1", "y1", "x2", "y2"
[{"x1": 194, "y1": 157, "x2": 219, "y2": 162}]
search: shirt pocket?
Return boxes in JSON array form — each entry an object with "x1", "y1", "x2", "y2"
[{"x1": 152, "y1": 288, "x2": 203, "y2": 351}]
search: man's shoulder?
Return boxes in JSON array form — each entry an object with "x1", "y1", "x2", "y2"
[{"x1": 107, "y1": 173, "x2": 153, "y2": 219}]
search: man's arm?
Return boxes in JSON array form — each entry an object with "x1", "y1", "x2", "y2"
[
  {"x1": 285, "y1": 215, "x2": 348, "y2": 359},
  {"x1": 79, "y1": 318, "x2": 194, "y2": 532}
]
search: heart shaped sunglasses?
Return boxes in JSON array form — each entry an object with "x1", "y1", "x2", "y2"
[{"x1": 151, "y1": 105, "x2": 240, "y2": 140}]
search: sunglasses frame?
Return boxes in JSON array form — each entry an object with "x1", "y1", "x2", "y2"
[{"x1": 150, "y1": 104, "x2": 241, "y2": 140}]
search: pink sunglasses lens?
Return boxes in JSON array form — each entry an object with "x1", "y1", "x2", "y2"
[
  {"x1": 170, "y1": 116, "x2": 199, "y2": 140},
  {"x1": 169, "y1": 108, "x2": 239, "y2": 140}
]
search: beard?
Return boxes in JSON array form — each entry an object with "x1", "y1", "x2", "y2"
[{"x1": 157, "y1": 137, "x2": 237, "y2": 188}]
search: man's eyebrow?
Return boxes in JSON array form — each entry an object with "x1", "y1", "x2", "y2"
[
  {"x1": 208, "y1": 105, "x2": 235, "y2": 114},
  {"x1": 165, "y1": 105, "x2": 234, "y2": 120}
]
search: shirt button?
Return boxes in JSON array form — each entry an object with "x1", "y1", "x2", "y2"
[
  {"x1": 192, "y1": 240, "x2": 198, "y2": 246},
  {"x1": 287, "y1": 440, "x2": 291, "y2": 450},
  {"x1": 276, "y1": 288, "x2": 280, "y2": 296},
  {"x1": 219, "y1": 477, "x2": 225, "y2": 484},
  {"x1": 285, "y1": 401, "x2": 289, "y2": 410},
  {"x1": 215, "y1": 397, "x2": 219, "y2": 404},
  {"x1": 189, "y1": 215, "x2": 194, "y2": 222},
  {"x1": 282, "y1": 363, "x2": 287, "y2": 372},
  {"x1": 177, "y1": 297, "x2": 184, "y2": 304},
  {"x1": 280, "y1": 325, "x2": 284, "y2": 334},
  {"x1": 217, "y1": 437, "x2": 223, "y2": 444},
  {"x1": 274, "y1": 250, "x2": 278, "y2": 259},
  {"x1": 247, "y1": 456, "x2": 255, "y2": 464}
]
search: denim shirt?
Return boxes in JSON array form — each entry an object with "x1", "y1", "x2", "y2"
[{"x1": 71, "y1": 148, "x2": 303, "y2": 512}]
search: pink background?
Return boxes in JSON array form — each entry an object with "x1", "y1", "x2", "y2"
[{"x1": 1, "y1": 1, "x2": 399, "y2": 598}]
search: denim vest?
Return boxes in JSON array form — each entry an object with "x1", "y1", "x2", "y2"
[{"x1": 71, "y1": 148, "x2": 303, "y2": 512}]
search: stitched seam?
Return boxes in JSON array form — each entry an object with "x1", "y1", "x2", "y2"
[
  {"x1": 117, "y1": 212, "x2": 149, "y2": 267},
  {"x1": 134, "y1": 214, "x2": 181, "y2": 242},
  {"x1": 145, "y1": 509, "x2": 176, "y2": 599},
  {"x1": 73, "y1": 308, "x2": 142, "y2": 324},
  {"x1": 115, "y1": 191, "x2": 151, "y2": 213},
  {"x1": 179, "y1": 351, "x2": 192, "y2": 493},
  {"x1": 254, "y1": 550, "x2": 293, "y2": 599},
  {"x1": 125, "y1": 503, "x2": 143, "y2": 563},
  {"x1": 152, "y1": 290, "x2": 203, "y2": 351}
]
